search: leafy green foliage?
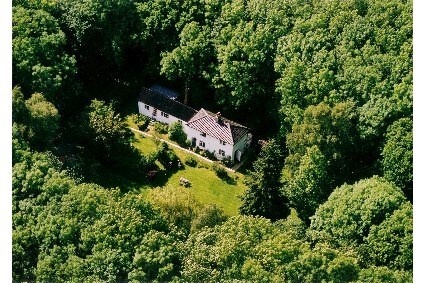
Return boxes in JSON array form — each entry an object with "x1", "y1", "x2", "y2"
[
  {"x1": 211, "y1": 162, "x2": 228, "y2": 179},
  {"x1": 79, "y1": 99, "x2": 146, "y2": 179},
  {"x1": 12, "y1": 86, "x2": 28, "y2": 124},
  {"x1": 25, "y1": 93, "x2": 60, "y2": 148},
  {"x1": 357, "y1": 266, "x2": 412, "y2": 283},
  {"x1": 153, "y1": 122, "x2": 168, "y2": 134},
  {"x1": 12, "y1": 123, "x2": 30, "y2": 165},
  {"x1": 190, "y1": 204, "x2": 228, "y2": 233},
  {"x1": 240, "y1": 139, "x2": 290, "y2": 221},
  {"x1": 12, "y1": 0, "x2": 413, "y2": 281},
  {"x1": 129, "y1": 230, "x2": 183, "y2": 282},
  {"x1": 59, "y1": 0, "x2": 142, "y2": 84},
  {"x1": 169, "y1": 121, "x2": 188, "y2": 146},
  {"x1": 147, "y1": 186, "x2": 226, "y2": 235},
  {"x1": 12, "y1": 89, "x2": 60, "y2": 149},
  {"x1": 184, "y1": 156, "x2": 198, "y2": 167},
  {"x1": 161, "y1": 21, "x2": 213, "y2": 83},
  {"x1": 12, "y1": 6, "x2": 76, "y2": 102},
  {"x1": 155, "y1": 142, "x2": 180, "y2": 170},
  {"x1": 360, "y1": 202, "x2": 412, "y2": 271},
  {"x1": 282, "y1": 145, "x2": 328, "y2": 223},
  {"x1": 381, "y1": 118, "x2": 413, "y2": 198},
  {"x1": 135, "y1": 0, "x2": 183, "y2": 49},
  {"x1": 275, "y1": 0, "x2": 412, "y2": 135},
  {"x1": 309, "y1": 177, "x2": 407, "y2": 248},
  {"x1": 12, "y1": 150, "x2": 74, "y2": 282},
  {"x1": 130, "y1": 113, "x2": 150, "y2": 131},
  {"x1": 181, "y1": 215, "x2": 360, "y2": 282},
  {"x1": 282, "y1": 102, "x2": 359, "y2": 223},
  {"x1": 13, "y1": 152, "x2": 174, "y2": 283},
  {"x1": 83, "y1": 100, "x2": 131, "y2": 149}
]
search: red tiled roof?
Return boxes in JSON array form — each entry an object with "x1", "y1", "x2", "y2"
[{"x1": 187, "y1": 108, "x2": 249, "y2": 145}]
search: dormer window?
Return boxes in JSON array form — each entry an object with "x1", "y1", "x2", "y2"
[
  {"x1": 220, "y1": 140, "x2": 226, "y2": 145},
  {"x1": 199, "y1": 141, "x2": 205, "y2": 147},
  {"x1": 200, "y1": 132, "x2": 206, "y2": 137},
  {"x1": 144, "y1": 105, "x2": 150, "y2": 110},
  {"x1": 161, "y1": 111, "x2": 169, "y2": 118}
]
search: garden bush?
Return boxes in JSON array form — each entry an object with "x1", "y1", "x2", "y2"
[
  {"x1": 156, "y1": 142, "x2": 180, "y2": 170},
  {"x1": 169, "y1": 122, "x2": 187, "y2": 146},
  {"x1": 184, "y1": 156, "x2": 198, "y2": 167},
  {"x1": 212, "y1": 162, "x2": 228, "y2": 179},
  {"x1": 131, "y1": 114, "x2": 150, "y2": 131},
  {"x1": 221, "y1": 156, "x2": 234, "y2": 167},
  {"x1": 154, "y1": 122, "x2": 168, "y2": 134}
]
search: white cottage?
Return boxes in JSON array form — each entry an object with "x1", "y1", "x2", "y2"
[
  {"x1": 186, "y1": 109, "x2": 251, "y2": 162},
  {"x1": 138, "y1": 86, "x2": 252, "y2": 162}
]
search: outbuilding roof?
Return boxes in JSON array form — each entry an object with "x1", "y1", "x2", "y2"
[
  {"x1": 187, "y1": 108, "x2": 249, "y2": 145},
  {"x1": 150, "y1": 84, "x2": 181, "y2": 100},
  {"x1": 138, "y1": 87, "x2": 197, "y2": 121}
]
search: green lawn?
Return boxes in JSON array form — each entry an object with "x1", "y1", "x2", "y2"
[
  {"x1": 130, "y1": 129, "x2": 247, "y2": 216},
  {"x1": 132, "y1": 132, "x2": 158, "y2": 156},
  {"x1": 163, "y1": 167, "x2": 246, "y2": 216}
]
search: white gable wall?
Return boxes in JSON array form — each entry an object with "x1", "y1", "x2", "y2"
[
  {"x1": 232, "y1": 133, "x2": 249, "y2": 161},
  {"x1": 186, "y1": 126, "x2": 236, "y2": 161}
]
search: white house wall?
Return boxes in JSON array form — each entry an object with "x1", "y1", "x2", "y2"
[
  {"x1": 138, "y1": 101, "x2": 150, "y2": 117},
  {"x1": 138, "y1": 102, "x2": 182, "y2": 125},
  {"x1": 186, "y1": 127, "x2": 235, "y2": 160}
]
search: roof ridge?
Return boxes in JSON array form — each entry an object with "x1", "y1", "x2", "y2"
[
  {"x1": 204, "y1": 108, "x2": 248, "y2": 130},
  {"x1": 188, "y1": 108, "x2": 209, "y2": 124}
]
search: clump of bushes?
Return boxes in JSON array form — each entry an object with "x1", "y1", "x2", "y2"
[
  {"x1": 212, "y1": 161, "x2": 228, "y2": 179},
  {"x1": 200, "y1": 149, "x2": 217, "y2": 161},
  {"x1": 156, "y1": 142, "x2": 180, "y2": 170},
  {"x1": 221, "y1": 156, "x2": 234, "y2": 167},
  {"x1": 185, "y1": 156, "x2": 198, "y2": 167},
  {"x1": 169, "y1": 121, "x2": 187, "y2": 146},
  {"x1": 130, "y1": 114, "x2": 150, "y2": 131},
  {"x1": 154, "y1": 122, "x2": 168, "y2": 134}
]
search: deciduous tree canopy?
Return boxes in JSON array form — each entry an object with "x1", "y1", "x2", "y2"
[{"x1": 12, "y1": 0, "x2": 413, "y2": 281}]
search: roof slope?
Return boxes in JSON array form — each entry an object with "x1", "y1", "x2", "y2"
[
  {"x1": 150, "y1": 84, "x2": 181, "y2": 100},
  {"x1": 138, "y1": 87, "x2": 197, "y2": 121},
  {"x1": 187, "y1": 108, "x2": 249, "y2": 145}
]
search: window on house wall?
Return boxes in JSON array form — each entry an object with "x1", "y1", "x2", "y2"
[
  {"x1": 220, "y1": 140, "x2": 226, "y2": 145},
  {"x1": 199, "y1": 141, "x2": 205, "y2": 147},
  {"x1": 161, "y1": 111, "x2": 169, "y2": 118},
  {"x1": 145, "y1": 104, "x2": 149, "y2": 110},
  {"x1": 200, "y1": 132, "x2": 206, "y2": 137},
  {"x1": 219, "y1": 149, "x2": 226, "y2": 156}
]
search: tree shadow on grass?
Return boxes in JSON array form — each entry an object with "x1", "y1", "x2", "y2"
[
  {"x1": 217, "y1": 172, "x2": 237, "y2": 185},
  {"x1": 224, "y1": 175, "x2": 237, "y2": 185},
  {"x1": 146, "y1": 170, "x2": 172, "y2": 187},
  {"x1": 146, "y1": 165, "x2": 185, "y2": 188}
]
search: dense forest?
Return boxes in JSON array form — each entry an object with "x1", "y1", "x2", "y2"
[{"x1": 12, "y1": 0, "x2": 412, "y2": 282}]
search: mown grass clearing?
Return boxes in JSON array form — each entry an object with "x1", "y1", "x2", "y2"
[{"x1": 130, "y1": 129, "x2": 247, "y2": 216}]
